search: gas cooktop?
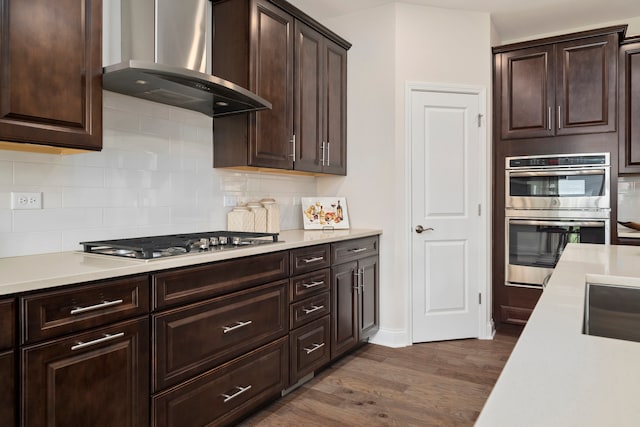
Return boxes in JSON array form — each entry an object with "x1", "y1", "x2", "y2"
[{"x1": 80, "y1": 231, "x2": 280, "y2": 260}]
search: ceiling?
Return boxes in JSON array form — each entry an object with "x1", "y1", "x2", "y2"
[{"x1": 287, "y1": 0, "x2": 640, "y2": 42}]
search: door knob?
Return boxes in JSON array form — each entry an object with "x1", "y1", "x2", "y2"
[{"x1": 415, "y1": 225, "x2": 434, "y2": 234}]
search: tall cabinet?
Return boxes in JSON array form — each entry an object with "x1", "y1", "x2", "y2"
[
  {"x1": 212, "y1": 0, "x2": 350, "y2": 175},
  {"x1": 492, "y1": 26, "x2": 625, "y2": 327},
  {"x1": 0, "y1": 0, "x2": 102, "y2": 153}
]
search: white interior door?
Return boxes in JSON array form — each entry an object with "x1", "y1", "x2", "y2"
[{"x1": 410, "y1": 86, "x2": 485, "y2": 343}]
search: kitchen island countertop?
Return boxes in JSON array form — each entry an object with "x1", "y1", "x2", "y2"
[
  {"x1": 476, "y1": 243, "x2": 640, "y2": 427},
  {"x1": 0, "y1": 228, "x2": 381, "y2": 296}
]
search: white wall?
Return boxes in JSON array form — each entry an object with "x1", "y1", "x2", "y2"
[
  {"x1": 0, "y1": 92, "x2": 316, "y2": 258},
  {"x1": 319, "y1": 3, "x2": 493, "y2": 346}
]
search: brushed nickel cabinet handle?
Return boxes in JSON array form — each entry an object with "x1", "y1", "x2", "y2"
[
  {"x1": 303, "y1": 342, "x2": 325, "y2": 355},
  {"x1": 321, "y1": 141, "x2": 326, "y2": 166},
  {"x1": 70, "y1": 299, "x2": 124, "y2": 315},
  {"x1": 302, "y1": 280, "x2": 324, "y2": 289},
  {"x1": 222, "y1": 320, "x2": 253, "y2": 334},
  {"x1": 302, "y1": 305, "x2": 324, "y2": 315},
  {"x1": 289, "y1": 134, "x2": 296, "y2": 159},
  {"x1": 558, "y1": 106, "x2": 562, "y2": 129},
  {"x1": 221, "y1": 385, "x2": 252, "y2": 403},
  {"x1": 71, "y1": 332, "x2": 125, "y2": 351},
  {"x1": 326, "y1": 141, "x2": 330, "y2": 166},
  {"x1": 548, "y1": 107, "x2": 552, "y2": 130},
  {"x1": 303, "y1": 256, "x2": 324, "y2": 263},
  {"x1": 349, "y1": 248, "x2": 367, "y2": 253}
]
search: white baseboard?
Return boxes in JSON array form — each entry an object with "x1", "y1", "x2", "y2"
[{"x1": 369, "y1": 328, "x2": 411, "y2": 348}]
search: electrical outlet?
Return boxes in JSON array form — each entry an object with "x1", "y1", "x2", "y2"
[
  {"x1": 11, "y1": 192, "x2": 43, "y2": 210},
  {"x1": 223, "y1": 195, "x2": 238, "y2": 207}
]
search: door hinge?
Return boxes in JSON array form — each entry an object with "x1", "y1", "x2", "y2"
[
  {"x1": 477, "y1": 113, "x2": 483, "y2": 128},
  {"x1": 479, "y1": 293, "x2": 482, "y2": 305},
  {"x1": 477, "y1": 204, "x2": 481, "y2": 216}
]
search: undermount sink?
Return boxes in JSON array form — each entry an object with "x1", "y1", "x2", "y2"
[{"x1": 583, "y1": 282, "x2": 640, "y2": 343}]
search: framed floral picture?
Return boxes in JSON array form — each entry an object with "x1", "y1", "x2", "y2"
[{"x1": 301, "y1": 197, "x2": 350, "y2": 229}]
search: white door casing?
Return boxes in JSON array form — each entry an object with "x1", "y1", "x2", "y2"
[{"x1": 407, "y1": 83, "x2": 489, "y2": 343}]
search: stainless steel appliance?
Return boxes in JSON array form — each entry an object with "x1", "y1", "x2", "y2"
[
  {"x1": 505, "y1": 153, "x2": 611, "y2": 288},
  {"x1": 506, "y1": 153, "x2": 610, "y2": 211},
  {"x1": 80, "y1": 231, "x2": 280, "y2": 260},
  {"x1": 102, "y1": 0, "x2": 271, "y2": 117}
]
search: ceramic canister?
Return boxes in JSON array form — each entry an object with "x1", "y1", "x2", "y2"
[
  {"x1": 247, "y1": 202, "x2": 267, "y2": 233},
  {"x1": 260, "y1": 198, "x2": 280, "y2": 233},
  {"x1": 227, "y1": 206, "x2": 254, "y2": 232}
]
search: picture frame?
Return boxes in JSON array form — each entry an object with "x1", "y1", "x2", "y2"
[{"x1": 301, "y1": 197, "x2": 350, "y2": 229}]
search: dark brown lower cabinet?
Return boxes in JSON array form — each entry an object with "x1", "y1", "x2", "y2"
[
  {"x1": 21, "y1": 317, "x2": 149, "y2": 427},
  {"x1": 152, "y1": 336, "x2": 289, "y2": 427},
  {"x1": 331, "y1": 251, "x2": 380, "y2": 360},
  {"x1": 0, "y1": 350, "x2": 15, "y2": 426}
]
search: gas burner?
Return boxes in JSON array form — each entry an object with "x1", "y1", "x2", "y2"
[{"x1": 80, "y1": 231, "x2": 279, "y2": 260}]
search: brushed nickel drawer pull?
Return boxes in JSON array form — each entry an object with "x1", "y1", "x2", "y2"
[
  {"x1": 70, "y1": 299, "x2": 124, "y2": 315},
  {"x1": 303, "y1": 342, "x2": 325, "y2": 355},
  {"x1": 222, "y1": 320, "x2": 253, "y2": 334},
  {"x1": 302, "y1": 280, "x2": 324, "y2": 289},
  {"x1": 71, "y1": 332, "x2": 125, "y2": 351},
  {"x1": 303, "y1": 256, "x2": 324, "y2": 263},
  {"x1": 221, "y1": 385, "x2": 252, "y2": 403},
  {"x1": 302, "y1": 305, "x2": 324, "y2": 315},
  {"x1": 349, "y1": 248, "x2": 367, "y2": 253}
]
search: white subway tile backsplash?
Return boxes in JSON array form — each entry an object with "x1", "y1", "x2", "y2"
[
  {"x1": 0, "y1": 95, "x2": 319, "y2": 257},
  {"x1": 618, "y1": 176, "x2": 640, "y2": 221},
  {"x1": 0, "y1": 231, "x2": 64, "y2": 257}
]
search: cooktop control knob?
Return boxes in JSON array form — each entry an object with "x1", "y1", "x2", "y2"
[{"x1": 232, "y1": 236, "x2": 241, "y2": 246}]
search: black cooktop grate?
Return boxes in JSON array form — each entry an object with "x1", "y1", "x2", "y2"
[{"x1": 80, "y1": 231, "x2": 279, "y2": 259}]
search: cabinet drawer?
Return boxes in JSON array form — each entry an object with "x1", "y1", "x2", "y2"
[
  {"x1": 290, "y1": 316, "x2": 330, "y2": 385},
  {"x1": 331, "y1": 236, "x2": 379, "y2": 264},
  {"x1": 290, "y1": 291, "x2": 330, "y2": 330},
  {"x1": 152, "y1": 336, "x2": 288, "y2": 427},
  {"x1": 153, "y1": 251, "x2": 288, "y2": 309},
  {"x1": 153, "y1": 280, "x2": 288, "y2": 391},
  {"x1": 0, "y1": 298, "x2": 15, "y2": 350},
  {"x1": 21, "y1": 275, "x2": 149, "y2": 344},
  {"x1": 21, "y1": 317, "x2": 150, "y2": 427},
  {"x1": 290, "y1": 245, "x2": 331, "y2": 275},
  {"x1": 290, "y1": 268, "x2": 331, "y2": 302}
]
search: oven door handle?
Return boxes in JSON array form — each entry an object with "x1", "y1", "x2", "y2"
[
  {"x1": 509, "y1": 170, "x2": 605, "y2": 177},
  {"x1": 509, "y1": 219, "x2": 604, "y2": 227}
]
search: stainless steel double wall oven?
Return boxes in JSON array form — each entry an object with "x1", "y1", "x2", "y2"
[{"x1": 505, "y1": 153, "x2": 610, "y2": 288}]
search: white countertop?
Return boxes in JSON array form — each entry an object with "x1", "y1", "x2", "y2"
[
  {"x1": 0, "y1": 229, "x2": 381, "y2": 296},
  {"x1": 476, "y1": 243, "x2": 640, "y2": 427}
]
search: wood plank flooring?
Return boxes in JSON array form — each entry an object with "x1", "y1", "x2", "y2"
[{"x1": 239, "y1": 329, "x2": 520, "y2": 426}]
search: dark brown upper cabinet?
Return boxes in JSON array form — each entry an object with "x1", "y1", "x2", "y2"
[
  {"x1": 212, "y1": 0, "x2": 350, "y2": 175},
  {"x1": 619, "y1": 37, "x2": 640, "y2": 174},
  {"x1": 295, "y1": 21, "x2": 347, "y2": 175},
  {"x1": 497, "y1": 27, "x2": 623, "y2": 140},
  {"x1": 0, "y1": 0, "x2": 102, "y2": 153}
]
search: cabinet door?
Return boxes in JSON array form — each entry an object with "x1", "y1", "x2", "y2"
[
  {"x1": 358, "y1": 255, "x2": 379, "y2": 340},
  {"x1": 0, "y1": 0, "x2": 102, "y2": 151},
  {"x1": 21, "y1": 317, "x2": 149, "y2": 427},
  {"x1": 294, "y1": 21, "x2": 324, "y2": 173},
  {"x1": 556, "y1": 34, "x2": 617, "y2": 135},
  {"x1": 323, "y1": 38, "x2": 347, "y2": 175},
  {"x1": 0, "y1": 350, "x2": 15, "y2": 426},
  {"x1": 500, "y1": 45, "x2": 555, "y2": 139},
  {"x1": 249, "y1": 0, "x2": 294, "y2": 169},
  {"x1": 619, "y1": 42, "x2": 640, "y2": 174},
  {"x1": 331, "y1": 261, "x2": 357, "y2": 359}
]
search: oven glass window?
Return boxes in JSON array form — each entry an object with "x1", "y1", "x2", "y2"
[
  {"x1": 509, "y1": 223, "x2": 605, "y2": 269},
  {"x1": 509, "y1": 172, "x2": 605, "y2": 197}
]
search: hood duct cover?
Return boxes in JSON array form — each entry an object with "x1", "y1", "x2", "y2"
[{"x1": 102, "y1": 0, "x2": 271, "y2": 117}]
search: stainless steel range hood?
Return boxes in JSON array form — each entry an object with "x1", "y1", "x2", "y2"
[{"x1": 102, "y1": 0, "x2": 271, "y2": 117}]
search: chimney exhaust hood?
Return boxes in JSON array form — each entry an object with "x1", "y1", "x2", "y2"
[{"x1": 102, "y1": 0, "x2": 271, "y2": 117}]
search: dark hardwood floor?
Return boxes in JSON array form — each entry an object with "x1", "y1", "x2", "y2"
[{"x1": 239, "y1": 328, "x2": 520, "y2": 426}]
